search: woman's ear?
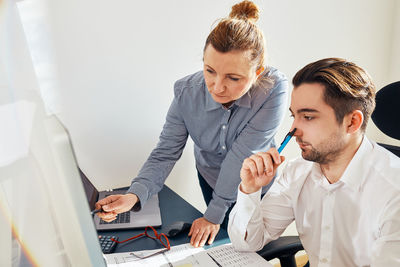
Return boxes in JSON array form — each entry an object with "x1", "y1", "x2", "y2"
[{"x1": 345, "y1": 110, "x2": 364, "y2": 134}]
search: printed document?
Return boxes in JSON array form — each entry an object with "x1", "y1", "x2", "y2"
[{"x1": 104, "y1": 243, "x2": 272, "y2": 267}]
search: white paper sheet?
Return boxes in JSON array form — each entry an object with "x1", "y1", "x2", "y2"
[
  {"x1": 205, "y1": 243, "x2": 273, "y2": 267},
  {"x1": 104, "y1": 243, "x2": 272, "y2": 267},
  {"x1": 104, "y1": 243, "x2": 214, "y2": 267}
]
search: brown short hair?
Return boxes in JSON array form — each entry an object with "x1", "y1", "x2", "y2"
[
  {"x1": 292, "y1": 58, "x2": 376, "y2": 132},
  {"x1": 204, "y1": 1, "x2": 265, "y2": 72}
]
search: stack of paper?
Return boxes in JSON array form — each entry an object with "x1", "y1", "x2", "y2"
[{"x1": 104, "y1": 243, "x2": 272, "y2": 267}]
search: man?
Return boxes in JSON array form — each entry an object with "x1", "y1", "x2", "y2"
[{"x1": 228, "y1": 58, "x2": 400, "y2": 266}]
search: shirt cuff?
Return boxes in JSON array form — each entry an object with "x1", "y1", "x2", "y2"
[
  {"x1": 234, "y1": 187, "x2": 261, "y2": 237},
  {"x1": 203, "y1": 199, "x2": 228, "y2": 224},
  {"x1": 126, "y1": 182, "x2": 149, "y2": 211}
]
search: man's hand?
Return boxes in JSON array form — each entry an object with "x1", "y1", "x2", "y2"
[
  {"x1": 240, "y1": 148, "x2": 285, "y2": 194},
  {"x1": 188, "y1": 217, "x2": 220, "y2": 247},
  {"x1": 95, "y1": 193, "x2": 138, "y2": 222}
]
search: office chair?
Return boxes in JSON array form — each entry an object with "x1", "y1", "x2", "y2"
[
  {"x1": 257, "y1": 81, "x2": 400, "y2": 267},
  {"x1": 371, "y1": 81, "x2": 400, "y2": 157},
  {"x1": 258, "y1": 236, "x2": 305, "y2": 267}
]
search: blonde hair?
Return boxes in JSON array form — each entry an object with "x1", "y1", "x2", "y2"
[{"x1": 204, "y1": 1, "x2": 266, "y2": 72}]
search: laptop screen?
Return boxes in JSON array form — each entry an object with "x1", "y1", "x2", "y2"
[{"x1": 79, "y1": 169, "x2": 99, "y2": 211}]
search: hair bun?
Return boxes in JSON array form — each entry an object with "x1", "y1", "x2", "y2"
[{"x1": 229, "y1": 1, "x2": 259, "y2": 22}]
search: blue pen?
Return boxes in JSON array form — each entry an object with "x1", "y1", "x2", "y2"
[{"x1": 277, "y1": 128, "x2": 296, "y2": 153}]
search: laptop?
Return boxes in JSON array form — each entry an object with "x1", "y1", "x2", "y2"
[
  {"x1": 79, "y1": 169, "x2": 162, "y2": 230},
  {"x1": 50, "y1": 115, "x2": 162, "y2": 231}
]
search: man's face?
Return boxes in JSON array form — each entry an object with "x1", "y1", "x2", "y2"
[{"x1": 289, "y1": 83, "x2": 347, "y2": 164}]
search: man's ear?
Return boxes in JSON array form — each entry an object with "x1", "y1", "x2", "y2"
[{"x1": 345, "y1": 110, "x2": 364, "y2": 133}]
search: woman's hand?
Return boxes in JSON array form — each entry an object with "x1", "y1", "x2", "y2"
[
  {"x1": 95, "y1": 193, "x2": 138, "y2": 222},
  {"x1": 240, "y1": 148, "x2": 285, "y2": 194},
  {"x1": 188, "y1": 217, "x2": 220, "y2": 247}
]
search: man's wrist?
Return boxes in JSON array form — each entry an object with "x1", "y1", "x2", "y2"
[{"x1": 239, "y1": 182, "x2": 261, "y2": 195}]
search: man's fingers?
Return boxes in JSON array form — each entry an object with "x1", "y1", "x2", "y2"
[
  {"x1": 259, "y1": 150, "x2": 286, "y2": 176},
  {"x1": 271, "y1": 154, "x2": 285, "y2": 170},
  {"x1": 269, "y1": 148, "x2": 282, "y2": 165},
  {"x1": 279, "y1": 155, "x2": 285, "y2": 165},
  {"x1": 250, "y1": 154, "x2": 265, "y2": 176},
  {"x1": 243, "y1": 158, "x2": 258, "y2": 178},
  {"x1": 258, "y1": 152, "x2": 274, "y2": 175}
]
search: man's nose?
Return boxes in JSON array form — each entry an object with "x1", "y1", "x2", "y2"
[{"x1": 290, "y1": 122, "x2": 301, "y2": 137}]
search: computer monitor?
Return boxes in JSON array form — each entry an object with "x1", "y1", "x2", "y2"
[
  {"x1": 43, "y1": 115, "x2": 106, "y2": 266},
  {"x1": 0, "y1": 112, "x2": 106, "y2": 266}
]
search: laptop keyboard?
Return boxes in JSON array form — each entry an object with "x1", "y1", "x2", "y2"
[{"x1": 99, "y1": 211, "x2": 130, "y2": 224}]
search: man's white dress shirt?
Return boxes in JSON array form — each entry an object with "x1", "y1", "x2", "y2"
[{"x1": 228, "y1": 137, "x2": 400, "y2": 266}]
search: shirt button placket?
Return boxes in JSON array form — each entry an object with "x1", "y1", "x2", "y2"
[
  {"x1": 319, "y1": 190, "x2": 335, "y2": 266},
  {"x1": 320, "y1": 258, "x2": 329, "y2": 264},
  {"x1": 220, "y1": 108, "x2": 230, "y2": 153}
]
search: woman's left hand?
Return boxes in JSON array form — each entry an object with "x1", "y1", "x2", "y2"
[{"x1": 188, "y1": 217, "x2": 220, "y2": 247}]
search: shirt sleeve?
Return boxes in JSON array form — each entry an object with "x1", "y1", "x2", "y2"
[
  {"x1": 228, "y1": 170, "x2": 295, "y2": 252},
  {"x1": 371, "y1": 194, "x2": 400, "y2": 266},
  {"x1": 204, "y1": 78, "x2": 289, "y2": 224},
  {"x1": 126, "y1": 83, "x2": 189, "y2": 207}
]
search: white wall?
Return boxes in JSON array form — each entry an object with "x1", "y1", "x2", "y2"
[
  {"x1": 389, "y1": 0, "x2": 400, "y2": 82},
  {"x1": 366, "y1": 0, "x2": 400, "y2": 147},
  {"x1": 18, "y1": 0, "x2": 398, "y2": 216}
]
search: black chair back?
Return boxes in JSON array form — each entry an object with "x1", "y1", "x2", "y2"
[{"x1": 371, "y1": 81, "x2": 400, "y2": 157}]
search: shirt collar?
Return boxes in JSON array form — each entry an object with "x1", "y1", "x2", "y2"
[
  {"x1": 204, "y1": 84, "x2": 253, "y2": 111},
  {"x1": 337, "y1": 136, "x2": 373, "y2": 191},
  {"x1": 205, "y1": 88, "x2": 221, "y2": 111},
  {"x1": 309, "y1": 136, "x2": 373, "y2": 191},
  {"x1": 235, "y1": 90, "x2": 252, "y2": 108}
]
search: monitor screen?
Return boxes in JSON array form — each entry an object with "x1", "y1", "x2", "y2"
[
  {"x1": 0, "y1": 1, "x2": 105, "y2": 265},
  {"x1": 43, "y1": 115, "x2": 106, "y2": 266},
  {"x1": 0, "y1": 109, "x2": 106, "y2": 266}
]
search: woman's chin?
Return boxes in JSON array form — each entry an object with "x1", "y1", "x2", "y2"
[{"x1": 211, "y1": 95, "x2": 231, "y2": 104}]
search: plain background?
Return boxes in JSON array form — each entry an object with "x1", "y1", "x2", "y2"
[{"x1": 17, "y1": 0, "x2": 400, "y2": 237}]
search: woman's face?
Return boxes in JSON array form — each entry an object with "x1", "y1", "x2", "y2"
[{"x1": 203, "y1": 44, "x2": 259, "y2": 105}]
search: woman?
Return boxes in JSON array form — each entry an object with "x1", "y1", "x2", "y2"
[{"x1": 96, "y1": 0, "x2": 288, "y2": 248}]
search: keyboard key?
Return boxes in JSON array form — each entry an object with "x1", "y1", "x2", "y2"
[{"x1": 98, "y1": 235, "x2": 118, "y2": 254}]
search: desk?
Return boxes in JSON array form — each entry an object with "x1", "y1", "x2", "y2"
[{"x1": 98, "y1": 185, "x2": 230, "y2": 253}]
